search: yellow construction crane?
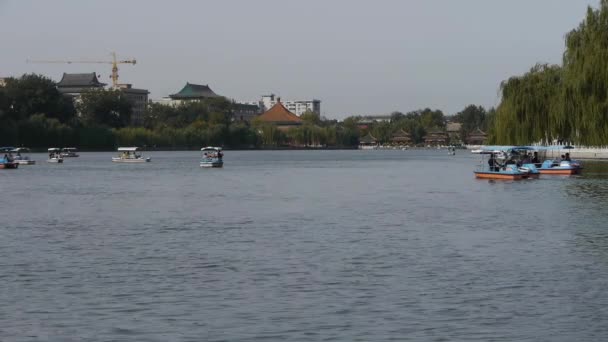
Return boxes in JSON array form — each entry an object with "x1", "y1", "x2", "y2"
[{"x1": 27, "y1": 52, "x2": 136, "y2": 88}]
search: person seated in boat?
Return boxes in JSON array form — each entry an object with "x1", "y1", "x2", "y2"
[
  {"x1": 564, "y1": 153, "x2": 571, "y2": 161},
  {"x1": 532, "y1": 152, "x2": 540, "y2": 164},
  {"x1": 521, "y1": 153, "x2": 532, "y2": 165}
]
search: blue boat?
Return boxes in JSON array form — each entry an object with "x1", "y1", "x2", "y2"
[
  {"x1": 533, "y1": 146, "x2": 582, "y2": 175},
  {"x1": 475, "y1": 146, "x2": 540, "y2": 179},
  {"x1": 473, "y1": 149, "x2": 528, "y2": 180},
  {"x1": 0, "y1": 154, "x2": 18, "y2": 169}
]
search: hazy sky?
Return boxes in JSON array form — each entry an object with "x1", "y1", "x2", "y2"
[{"x1": 0, "y1": 0, "x2": 598, "y2": 118}]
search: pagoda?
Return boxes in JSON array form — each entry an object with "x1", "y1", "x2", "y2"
[
  {"x1": 390, "y1": 129, "x2": 412, "y2": 146},
  {"x1": 423, "y1": 130, "x2": 448, "y2": 146},
  {"x1": 257, "y1": 99, "x2": 303, "y2": 130},
  {"x1": 169, "y1": 83, "x2": 221, "y2": 101},
  {"x1": 358, "y1": 132, "x2": 378, "y2": 149},
  {"x1": 466, "y1": 128, "x2": 488, "y2": 145},
  {"x1": 56, "y1": 72, "x2": 105, "y2": 97}
]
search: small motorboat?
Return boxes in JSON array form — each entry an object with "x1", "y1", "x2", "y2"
[
  {"x1": 112, "y1": 147, "x2": 151, "y2": 163},
  {"x1": 11, "y1": 148, "x2": 36, "y2": 165},
  {"x1": 47, "y1": 148, "x2": 64, "y2": 163},
  {"x1": 200, "y1": 147, "x2": 223, "y2": 168},
  {"x1": 60, "y1": 147, "x2": 79, "y2": 158}
]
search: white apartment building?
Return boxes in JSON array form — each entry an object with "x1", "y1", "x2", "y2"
[{"x1": 250, "y1": 94, "x2": 321, "y2": 116}]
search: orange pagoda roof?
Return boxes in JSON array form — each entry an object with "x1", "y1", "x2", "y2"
[{"x1": 258, "y1": 101, "x2": 303, "y2": 125}]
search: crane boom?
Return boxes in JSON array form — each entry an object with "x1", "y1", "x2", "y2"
[{"x1": 26, "y1": 52, "x2": 136, "y2": 88}]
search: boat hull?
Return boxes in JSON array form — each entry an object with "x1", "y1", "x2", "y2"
[
  {"x1": 0, "y1": 162, "x2": 19, "y2": 169},
  {"x1": 474, "y1": 171, "x2": 524, "y2": 180},
  {"x1": 538, "y1": 168, "x2": 579, "y2": 175},
  {"x1": 47, "y1": 158, "x2": 63, "y2": 163},
  {"x1": 200, "y1": 161, "x2": 223, "y2": 168},
  {"x1": 15, "y1": 160, "x2": 35, "y2": 165},
  {"x1": 112, "y1": 158, "x2": 151, "y2": 163}
]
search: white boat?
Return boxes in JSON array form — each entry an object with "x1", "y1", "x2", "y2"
[
  {"x1": 112, "y1": 147, "x2": 151, "y2": 163},
  {"x1": 200, "y1": 147, "x2": 223, "y2": 168},
  {"x1": 47, "y1": 148, "x2": 64, "y2": 163},
  {"x1": 60, "y1": 147, "x2": 79, "y2": 158},
  {"x1": 10, "y1": 148, "x2": 36, "y2": 165}
]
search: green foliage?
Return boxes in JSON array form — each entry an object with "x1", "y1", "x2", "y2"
[
  {"x1": 0, "y1": 74, "x2": 75, "y2": 123},
  {"x1": 492, "y1": 1, "x2": 608, "y2": 145},
  {"x1": 300, "y1": 110, "x2": 322, "y2": 125},
  {"x1": 453, "y1": 104, "x2": 490, "y2": 143},
  {"x1": 78, "y1": 89, "x2": 133, "y2": 128}
]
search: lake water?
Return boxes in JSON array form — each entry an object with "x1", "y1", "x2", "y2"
[{"x1": 2, "y1": 150, "x2": 608, "y2": 341}]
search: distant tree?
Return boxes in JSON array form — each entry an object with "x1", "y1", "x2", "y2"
[
  {"x1": 453, "y1": 104, "x2": 487, "y2": 141},
  {"x1": 419, "y1": 108, "x2": 445, "y2": 130},
  {"x1": 1, "y1": 74, "x2": 75, "y2": 122},
  {"x1": 390, "y1": 111, "x2": 405, "y2": 122},
  {"x1": 300, "y1": 110, "x2": 321, "y2": 125},
  {"x1": 77, "y1": 89, "x2": 132, "y2": 128}
]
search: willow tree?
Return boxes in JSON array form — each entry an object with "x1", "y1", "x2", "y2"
[
  {"x1": 492, "y1": 64, "x2": 563, "y2": 145},
  {"x1": 561, "y1": 0, "x2": 608, "y2": 145},
  {"x1": 492, "y1": 1, "x2": 608, "y2": 145}
]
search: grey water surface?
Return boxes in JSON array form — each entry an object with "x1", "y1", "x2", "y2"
[{"x1": 2, "y1": 150, "x2": 608, "y2": 341}]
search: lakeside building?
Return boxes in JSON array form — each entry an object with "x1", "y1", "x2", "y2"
[
  {"x1": 256, "y1": 99, "x2": 303, "y2": 130},
  {"x1": 157, "y1": 82, "x2": 261, "y2": 122},
  {"x1": 56, "y1": 72, "x2": 149, "y2": 125},
  {"x1": 467, "y1": 128, "x2": 488, "y2": 145},
  {"x1": 424, "y1": 130, "x2": 449, "y2": 146},
  {"x1": 446, "y1": 122, "x2": 462, "y2": 145},
  {"x1": 359, "y1": 132, "x2": 379, "y2": 149},
  {"x1": 248, "y1": 94, "x2": 321, "y2": 116},
  {"x1": 390, "y1": 129, "x2": 412, "y2": 146}
]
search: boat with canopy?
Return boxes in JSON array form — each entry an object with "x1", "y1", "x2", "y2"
[{"x1": 112, "y1": 147, "x2": 151, "y2": 163}]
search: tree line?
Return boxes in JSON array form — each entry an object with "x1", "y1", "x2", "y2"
[
  {"x1": 491, "y1": 0, "x2": 608, "y2": 146},
  {"x1": 0, "y1": 73, "x2": 493, "y2": 149}
]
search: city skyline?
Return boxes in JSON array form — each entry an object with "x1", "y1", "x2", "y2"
[{"x1": 0, "y1": 0, "x2": 597, "y2": 118}]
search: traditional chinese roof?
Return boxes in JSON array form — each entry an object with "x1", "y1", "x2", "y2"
[
  {"x1": 391, "y1": 129, "x2": 411, "y2": 142},
  {"x1": 468, "y1": 128, "x2": 487, "y2": 137},
  {"x1": 57, "y1": 73, "x2": 105, "y2": 88},
  {"x1": 169, "y1": 82, "x2": 221, "y2": 99},
  {"x1": 359, "y1": 132, "x2": 378, "y2": 144},
  {"x1": 257, "y1": 101, "x2": 303, "y2": 125}
]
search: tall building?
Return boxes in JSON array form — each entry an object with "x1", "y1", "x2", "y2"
[
  {"x1": 56, "y1": 73, "x2": 149, "y2": 126},
  {"x1": 252, "y1": 94, "x2": 321, "y2": 116},
  {"x1": 117, "y1": 84, "x2": 150, "y2": 126}
]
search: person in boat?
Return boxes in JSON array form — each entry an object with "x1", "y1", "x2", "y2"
[
  {"x1": 521, "y1": 153, "x2": 532, "y2": 165},
  {"x1": 488, "y1": 153, "x2": 499, "y2": 172},
  {"x1": 532, "y1": 152, "x2": 540, "y2": 164},
  {"x1": 564, "y1": 153, "x2": 571, "y2": 161}
]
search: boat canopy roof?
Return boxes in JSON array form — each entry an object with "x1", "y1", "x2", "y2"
[
  {"x1": 48, "y1": 148, "x2": 61, "y2": 151},
  {"x1": 117, "y1": 147, "x2": 140, "y2": 152},
  {"x1": 480, "y1": 145, "x2": 538, "y2": 152},
  {"x1": 533, "y1": 145, "x2": 575, "y2": 151},
  {"x1": 10, "y1": 147, "x2": 30, "y2": 152},
  {"x1": 0, "y1": 147, "x2": 16, "y2": 152},
  {"x1": 201, "y1": 146, "x2": 221, "y2": 151},
  {"x1": 61, "y1": 147, "x2": 78, "y2": 151}
]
